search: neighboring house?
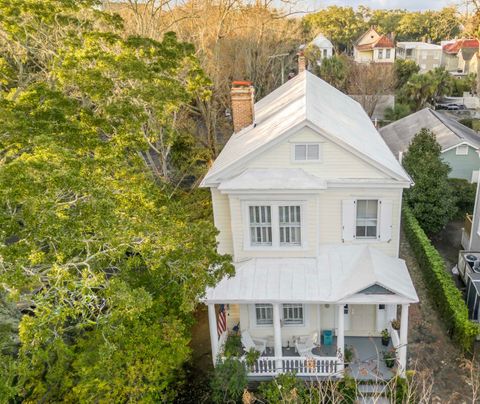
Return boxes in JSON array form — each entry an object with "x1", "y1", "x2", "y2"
[
  {"x1": 379, "y1": 108, "x2": 480, "y2": 183},
  {"x1": 354, "y1": 27, "x2": 395, "y2": 64},
  {"x1": 442, "y1": 39, "x2": 479, "y2": 75},
  {"x1": 201, "y1": 67, "x2": 418, "y2": 380},
  {"x1": 309, "y1": 33, "x2": 334, "y2": 63},
  {"x1": 396, "y1": 42, "x2": 442, "y2": 72},
  {"x1": 457, "y1": 182, "x2": 480, "y2": 325}
]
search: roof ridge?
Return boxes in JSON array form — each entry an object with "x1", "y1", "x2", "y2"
[{"x1": 430, "y1": 109, "x2": 464, "y2": 140}]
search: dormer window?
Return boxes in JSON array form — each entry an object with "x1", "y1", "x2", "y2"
[{"x1": 293, "y1": 143, "x2": 320, "y2": 162}]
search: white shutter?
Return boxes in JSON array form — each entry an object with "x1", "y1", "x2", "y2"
[
  {"x1": 379, "y1": 199, "x2": 393, "y2": 242},
  {"x1": 342, "y1": 199, "x2": 356, "y2": 242}
]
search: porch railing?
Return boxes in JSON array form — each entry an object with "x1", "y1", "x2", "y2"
[
  {"x1": 465, "y1": 214, "x2": 473, "y2": 238},
  {"x1": 242, "y1": 356, "x2": 340, "y2": 377}
]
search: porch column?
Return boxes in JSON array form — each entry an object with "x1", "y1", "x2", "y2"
[
  {"x1": 272, "y1": 303, "x2": 283, "y2": 371},
  {"x1": 399, "y1": 304, "x2": 409, "y2": 377},
  {"x1": 208, "y1": 304, "x2": 219, "y2": 366},
  {"x1": 337, "y1": 304, "x2": 345, "y2": 372}
]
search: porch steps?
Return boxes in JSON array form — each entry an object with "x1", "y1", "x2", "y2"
[{"x1": 356, "y1": 383, "x2": 389, "y2": 402}]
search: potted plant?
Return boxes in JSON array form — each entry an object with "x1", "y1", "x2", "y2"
[
  {"x1": 344, "y1": 346, "x2": 353, "y2": 367},
  {"x1": 245, "y1": 348, "x2": 260, "y2": 367},
  {"x1": 381, "y1": 328, "x2": 390, "y2": 346},
  {"x1": 223, "y1": 334, "x2": 243, "y2": 358},
  {"x1": 391, "y1": 319, "x2": 400, "y2": 331},
  {"x1": 383, "y1": 349, "x2": 396, "y2": 368}
]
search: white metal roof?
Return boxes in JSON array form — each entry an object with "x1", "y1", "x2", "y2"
[
  {"x1": 311, "y1": 33, "x2": 333, "y2": 49},
  {"x1": 397, "y1": 42, "x2": 442, "y2": 50},
  {"x1": 204, "y1": 245, "x2": 418, "y2": 304},
  {"x1": 201, "y1": 71, "x2": 410, "y2": 186},
  {"x1": 218, "y1": 168, "x2": 327, "y2": 192}
]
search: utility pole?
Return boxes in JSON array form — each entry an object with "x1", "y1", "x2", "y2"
[{"x1": 269, "y1": 53, "x2": 290, "y2": 84}]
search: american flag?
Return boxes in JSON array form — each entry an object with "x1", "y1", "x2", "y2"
[{"x1": 217, "y1": 304, "x2": 227, "y2": 336}]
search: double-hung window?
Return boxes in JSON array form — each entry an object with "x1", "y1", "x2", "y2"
[
  {"x1": 378, "y1": 49, "x2": 383, "y2": 59},
  {"x1": 356, "y1": 199, "x2": 378, "y2": 238},
  {"x1": 279, "y1": 206, "x2": 301, "y2": 246},
  {"x1": 255, "y1": 304, "x2": 273, "y2": 325},
  {"x1": 283, "y1": 304, "x2": 304, "y2": 325},
  {"x1": 247, "y1": 203, "x2": 303, "y2": 248},
  {"x1": 385, "y1": 49, "x2": 391, "y2": 59},
  {"x1": 249, "y1": 206, "x2": 272, "y2": 246},
  {"x1": 254, "y1": 303, "x2": 304, "y2": 326}
]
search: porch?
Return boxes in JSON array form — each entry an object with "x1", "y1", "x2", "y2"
[
  {"x1": 211, "y1": 302, "x2": 406, "y2": 379},
  {"x1": 217, "y1": 332, "x2": 397, "y2": 380},
  {"x1": 205, "y1": 246, "x2": 418, "y2": 380}
]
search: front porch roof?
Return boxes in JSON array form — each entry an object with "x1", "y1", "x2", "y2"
[{"x1": 204, "y1": 245, "x2": 418, "y2": 304}]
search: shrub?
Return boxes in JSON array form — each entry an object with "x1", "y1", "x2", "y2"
[
  {"x1": 223, "y1": 334, "x2": 243, "y2": 358},
  {"x1": 210, "y1": 358, "x2": 248, "y2": 403},
  {"x1": 258, "y1": 372, "x2": 305, "y2": 403},
  {"x1": 448, "y1": 178, "x2": 476, "y2": 216},
  {"x1": 402, "y1": 206, "x2": 480, "y2": 351},
  {"x1": 403, "y1": 129, "x2": 457, "y2": 235}
]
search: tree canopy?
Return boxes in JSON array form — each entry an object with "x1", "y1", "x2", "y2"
[
  {"x1": 0, "y1": 0, "x2": 232, "y2": 401},
  {"x1": 402, "y1": 129, "x2": 457, "y2": 235}
]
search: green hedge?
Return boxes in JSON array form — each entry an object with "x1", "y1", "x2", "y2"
[{"x1": 402, "y1": 206, "x2": 480, "y2": 352}]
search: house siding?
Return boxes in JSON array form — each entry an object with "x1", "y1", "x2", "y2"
[
  {"x1": 211, "y1": 187, "x2": 234, "y2": 255},
  {"x1": 441, "y1": 146, "x2": 480, "y2": 182},
  {"x1": 244, "y1": 127, "x2": 387, "y2": 179}
]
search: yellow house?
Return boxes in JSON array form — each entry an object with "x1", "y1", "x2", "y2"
[
  {"x1": 354, "y1": 27, "x2": 395, "y2": 64},
  {"x1": 201, "y1": 68, "x2": 417, "y2": 381}
]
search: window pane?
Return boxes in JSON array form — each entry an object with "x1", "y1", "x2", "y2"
[
  {"x1": 279, "y1": 205, "x2": 301, "y2": 246},
  {"x1": 295, "y1": 144, "x2": 307, "y2": 160},
  {"x1": 250, "y1": 206, "x2": 272, "y2": 245},
  {"x1": 307, "y1": 144, "x2": 319, "y2": 160},
  {"x1": 283, "y1": 304, "x2": 304, "y2": 325},
  {"x1": 256, "y1": 304, "x2": 273, "y2": 325},
  {"x1": 356, "y1": 200, "x2": 378, "y2": 238}
]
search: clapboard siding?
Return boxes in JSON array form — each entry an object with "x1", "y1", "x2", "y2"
[
  {"x1": 211, "y1": 187, "x2": 234, "y2": 255},
  {"x1": 244, "y1": 127, "x2": 387, "y2": 179}
]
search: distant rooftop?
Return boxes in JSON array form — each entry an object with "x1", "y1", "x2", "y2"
[{"x1": 397, "y1": 42, "x2": 441, "y2": 50}]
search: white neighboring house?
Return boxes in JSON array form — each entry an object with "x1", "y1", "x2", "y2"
[
  {"x1": 309, "y1": 33, "x2": 334, "y2": 64},
  {"x1": 201, "y1": 67, "x2": 418, "y2": 380},
  {"x1": 396, "y1": 42, "x2": 442, "y2": 72}
]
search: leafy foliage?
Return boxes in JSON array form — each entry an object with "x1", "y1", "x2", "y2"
[
  {"x1": 0, "y1": 0, "x2": 233, "y2": 401},
  {"x1": 394, "y1": 59, "x2": 420, "y2": 90},
  {"x1": 448, "y1": 178, "x2": 477, "y2": 216},
  {"x1": 210, "y1": 358, "x2": 248, "y2": 404},
  {"x1": 402, "y1": 206, "x2": 480, "y2": 352},
  {"x1": 223, "y1": 334, "x2": 243, "y2": 358},
  {"x1": 402, "y1": 129, "x2": 457, "y2": 234},
  {"x1": 397, "y1": 67, "x2": 454, "y2": 111},
  {"x1": 315, "y1": 55, "x2": 349, "y2": 91},
  {"x1": 384, "y1": 103, "x2": 411, "y2": 122}
]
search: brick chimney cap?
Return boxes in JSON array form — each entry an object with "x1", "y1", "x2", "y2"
[{"x1": 232, "y1": 80, "x2": 253, "y2": 87}]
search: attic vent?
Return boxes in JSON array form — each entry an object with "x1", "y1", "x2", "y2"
[{"x1": 360, "y1": 284, "x2": 394, "y2": 295}]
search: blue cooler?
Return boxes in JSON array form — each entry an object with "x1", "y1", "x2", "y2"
[{"x1": 323, "y1": 330, "x2": 333, "y2": 346}]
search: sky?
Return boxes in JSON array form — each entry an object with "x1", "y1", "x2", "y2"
[{"x1": 300, "y1": 0, "x2": 460, "y2": 12}]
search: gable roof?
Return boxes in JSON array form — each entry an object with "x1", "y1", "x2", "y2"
[
  {"x1": 203, "y1": 245, "x2": 418, "y2": 304},
  {"x1": 311, "y1": 33, "x2": 333, "y2": 49},
  {"x1": 355, "y1": 28, "x2": 394, "y2": 50},
  {"x1": 201, "y1": 71, "x2": 409, "y2": 186},
  {"x1": 443, "y1": 39, "x2": 479, "y2": 54},
  {"x1": 379, "y1": 108, "x2": 480, "y2": 158}
]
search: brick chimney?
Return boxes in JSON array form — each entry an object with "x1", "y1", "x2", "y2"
[
  {"x1": 297, "y1": 52, "x2": 306, "y2": 73},
  {"x1": 231, "y1": 81, "x2": 255, "y2": 133}
]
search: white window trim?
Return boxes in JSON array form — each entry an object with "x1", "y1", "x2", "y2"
[
  {"x1": 282, "y1": 303, "x2": 305, "y2": 327},
  {"x1": 290, "y1": 142, "x2": 322, "y2": 163},
  {"x1": 242, "y1": 201, "x2": 307, "y2": 250},
  {"x1": 456, "y1": 144, "x2": 469, "y2": 155},
  {"x1": 249, "y1": 304, "x2": 308, "y2": 328},
  {"x1": 354, "y1": 199, "x2": 380, "y2": 240}
]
